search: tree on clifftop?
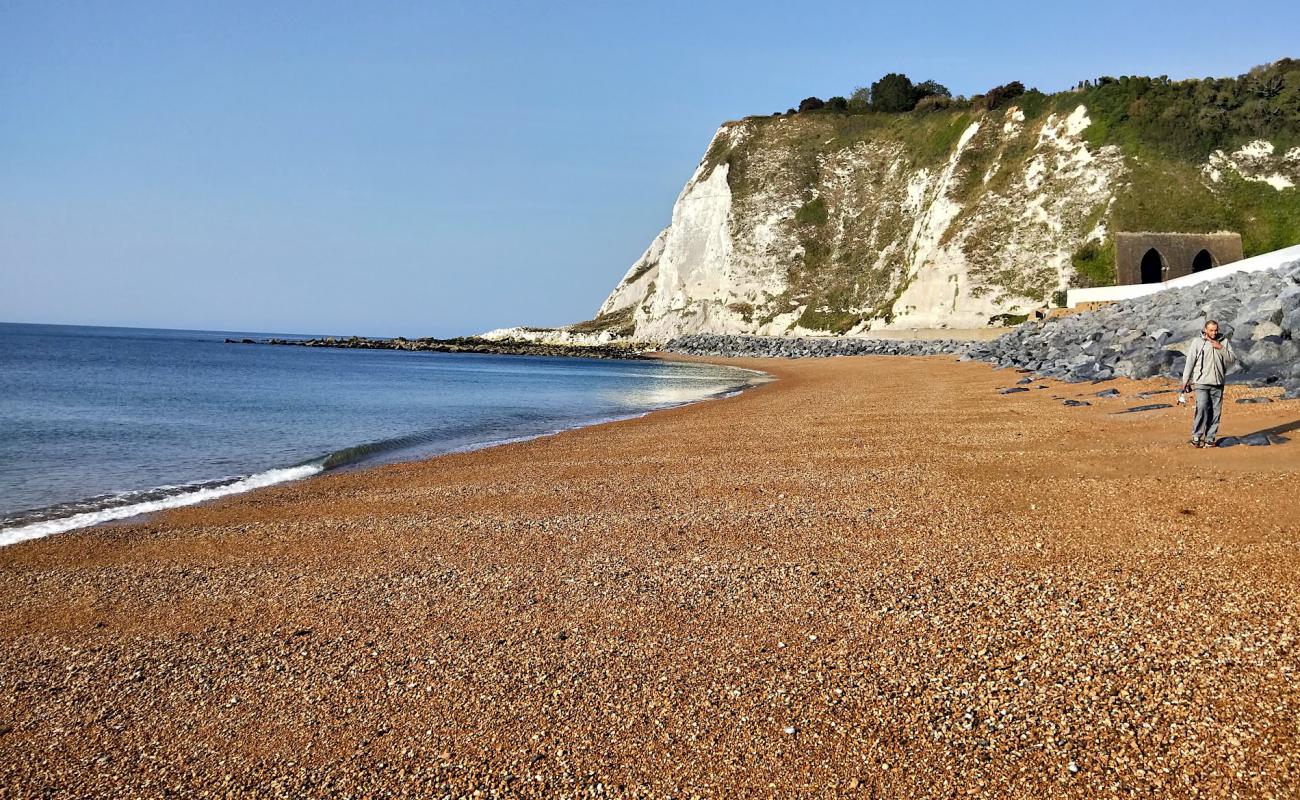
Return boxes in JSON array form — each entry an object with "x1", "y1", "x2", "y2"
[
  {"x1": 981, "y1": 81, "x2": 1026, "y2": 110},
  {"x1": 798, "y1": 96, "x2": 826, "y2": 112},
  {"x1": 870, "y1": 73, "x2": 916, "y2": 112},
  {"x1": 867, "y1": 74, "x2": 949, "y2": 112},
  {"x1": 915, "y1": 80, "x2": 951, "y2": 99}
]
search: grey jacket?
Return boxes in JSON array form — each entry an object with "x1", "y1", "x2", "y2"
[{"x1": 1181, "y1": 334, "x2": 1237, "y2": 386}]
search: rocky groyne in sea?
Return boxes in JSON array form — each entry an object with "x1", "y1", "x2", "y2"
[
  {"x1": 231, "y1": 336, "x2": 648, "y2": 360},
  {"x1": 665, "y1": 258, "x2": 1300, "y2": 398}
]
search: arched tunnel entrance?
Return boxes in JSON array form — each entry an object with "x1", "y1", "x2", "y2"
[
  {"x1": 1192, "y1": 249, "x2": 1216, "y2": 273},
  {"x1": 1140, "y1": 248, "x2": 1165, "y2": 283}
]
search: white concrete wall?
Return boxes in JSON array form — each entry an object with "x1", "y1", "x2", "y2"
[{"x1": 1067, "y1": 243, "x2": 1300, "y2": 307}]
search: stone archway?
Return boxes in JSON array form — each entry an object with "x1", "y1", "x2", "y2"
[
  {"x1": 1115, "y1": 232, "x2": 1243, "y2": 285},
  {"x1": 1192, "y1": 249, "x2": 1216, "y2": 273},
  {"x1": 1140, "y1": 248, "x2": 1165, "y2": 283}
]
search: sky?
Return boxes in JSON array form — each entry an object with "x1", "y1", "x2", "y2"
[{"x1": 2, "y1": 1, "x2": 1297, "y2": 337}]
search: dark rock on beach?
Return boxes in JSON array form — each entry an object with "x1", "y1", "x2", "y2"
[
  {"x1": 1116, "y1": 403, "x2": 1173, "y2": 414},
  {"x1": 1218, "y1": 432, "x2": 1288, "y2": 447}
]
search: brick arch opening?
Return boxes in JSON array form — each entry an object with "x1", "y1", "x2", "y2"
[
  {"x1": 1140, "y1": 248, "x2": 1165, "y2": 283},
  {"x1": 1115, "y1": 233, "x2": 1243, "y2": 286},
  {"x1": 1192, "y1": 249, "x2": 1216, "y2": 273}
]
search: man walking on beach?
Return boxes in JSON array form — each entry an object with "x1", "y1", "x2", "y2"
[{"x1": 1181, "y1": 320, "x2": 1236, "y2": 448}]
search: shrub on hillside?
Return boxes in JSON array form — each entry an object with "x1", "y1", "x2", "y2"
[
  {"x1": 914, "y1": 94, "x2": 953, "y2": 112},
  {"x1": 915, "y1": 80, "x2": 951, "y2": 99},
  {"x1": 981, "y1": 81, "x2": 1026, "y2": 110},
  {"x1": 798, "y1": 97, "x2": 826, "y2": 113},
  {"x1": 794, "y1": 196, "x2": 829, "y2": 226},
  {"x1": 865, "y1": 74, "x2": 951, "y2": 113},
  {"x1": 1069, "y1": 239, "x2": 1116, "y2": 288},
  {"x1": 870, "y1": 73, "x2": 917, "y2": 112}
]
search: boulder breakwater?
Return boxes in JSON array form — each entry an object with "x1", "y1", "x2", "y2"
[
  {"x1": 662, "y1": 334, "x2": 966, "y2": 359},
  {"x1": 237, "y1": 335, "x2": 647, "y2": 360},
  {"x1": 665, "y1": 257, "x2": 1300, "y2": 398}
]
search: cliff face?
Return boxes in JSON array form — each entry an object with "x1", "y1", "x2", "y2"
[{"x1": 594, "y1": 103, "x2": 1299, "y2": 342}]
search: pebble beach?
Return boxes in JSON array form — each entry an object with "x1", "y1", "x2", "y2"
[{"x1": 2, "y1": 355, "x2": 1298, "y2": 798}]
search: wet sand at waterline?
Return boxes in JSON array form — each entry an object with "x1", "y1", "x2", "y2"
[{"x1": 2, "y1": 355, "x2": 1298, "y2": 797}]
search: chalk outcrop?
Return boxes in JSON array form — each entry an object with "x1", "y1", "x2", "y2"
[
  {"x1": 1203, "y1": 141, "x2": 1300, "y2": 190},
  {"x1": 599, "y1": 106, "x2": 1125, "y2": 340}
]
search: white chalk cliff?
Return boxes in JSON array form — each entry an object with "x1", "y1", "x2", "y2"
[{"x1": 589, "y1": 104, "x2": 1296, "y2": 342}]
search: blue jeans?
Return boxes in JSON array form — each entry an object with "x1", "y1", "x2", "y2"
[{"x1": 1192, "y1": 384, "x2": 1224, "y2": 442}]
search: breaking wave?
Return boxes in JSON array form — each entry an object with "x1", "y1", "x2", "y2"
[
  {"x1": 0, "y1": 372, "x2": 766, "y2": 547},
  {"x1": 0, "y1": 464, "x2": 324, "y2": 547}
]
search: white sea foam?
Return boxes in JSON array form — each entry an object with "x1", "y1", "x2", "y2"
[
  {"x1": 0, "y1": 365, "x2": 768, "y2": 547},
  {"x1": 0, "y1": 463, "x2": 323, "y2": 547}
]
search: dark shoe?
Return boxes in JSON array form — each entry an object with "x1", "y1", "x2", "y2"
[
  {"x1": 1189, "y1": 438, "x2": 1202, "y2": 448},
  {"x1": 1205, "y1": 438, "x2": 1217, "y2": 448}
]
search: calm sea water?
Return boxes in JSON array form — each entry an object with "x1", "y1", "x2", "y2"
[{"x1": 0, "y1": 323, "x2": 758, "y2": 545}]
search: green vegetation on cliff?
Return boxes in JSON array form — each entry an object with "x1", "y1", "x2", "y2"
[
  {"x1": 691, "y1": 60, "x2": 1300, "y2": 331},
  {"x1": 765, "y1": 60, "x2": 1300, "y2": 158},
  {"x1": 1069, "y1": 63, "x2": 1300, "y2": 159},
  {"x1": 1067, "y1": 62, "x2": 1300, "y2": 263},
  {"x1": 568, "y1": 304, "x2": 636, "y2": 337}
]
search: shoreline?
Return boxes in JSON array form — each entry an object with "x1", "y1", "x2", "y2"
[
  {"x1": 0, "y1": 357, "x2": 769, "y2": 547},
  {"x1": 2, "y1": 355, "x2": 1297, "y2": 796}
]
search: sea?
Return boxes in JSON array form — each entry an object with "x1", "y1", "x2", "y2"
[{"x1": 0, "y1": 323, "x2": 760, "y2": 546}]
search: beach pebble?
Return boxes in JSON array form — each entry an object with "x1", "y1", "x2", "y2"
[{"x1": 4, "y1": 353, "x2": 1297, "y2": 797}]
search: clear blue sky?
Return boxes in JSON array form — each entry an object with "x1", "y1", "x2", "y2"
[{"x1": 2, "y1": 1, "x2": 1296, "y2": 336}]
